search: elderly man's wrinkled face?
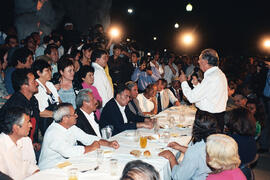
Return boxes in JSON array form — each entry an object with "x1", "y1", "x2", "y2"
[
  {"x1": 65, "y1": 106, "x2": 78, "y2": 127},
  {"x1": 84, "y1": 92, "x2": 98, "y2": 112},
  {"x1": 16, "y1": 114, "x2": 32, "y2": 137}
]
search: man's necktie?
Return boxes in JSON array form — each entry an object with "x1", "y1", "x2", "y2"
[{"x1": 157, "y1": 92, "x2": 162, "y2": 113}]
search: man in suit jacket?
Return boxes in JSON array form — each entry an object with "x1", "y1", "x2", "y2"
[
  {"x1": 169, "y1": 77, "x2": 183, "y2": 103},
  {"x1": 99, "y1": 84, "x2": 153, "y2": 136},
  {"x1": 75, "y1": 89, "x2": 101, "y2": 137},
  {"x1": 156, "y1": 79, "x2": 180, "y2": 112}
]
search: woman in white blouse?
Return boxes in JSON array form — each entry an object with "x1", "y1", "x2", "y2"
[
  {"x1": 32, "y1": 59, "x2": 60, "y2": 135},
  {"x1": 136, "y1": 84, "x2": 157, "y2": 116}
]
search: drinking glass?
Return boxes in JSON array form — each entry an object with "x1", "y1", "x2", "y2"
[
  {"x1": 96, "y1": 149, "x2": 104, "y2": 165},
  {"x1": 140, "y1": 136, "x2": 147, "y2": 148},
  {"x1": 162, "y1": 131, "x2": 170, "y2": 144},
  {"x1": 110, "y1": 159, "x2": 118, "y2": 176},
  {"x1": 101, "y1": 125, "x2": 113, "y2": 139},
  {"x1": 134, "y1": 130, "x2": 140, "y2": 142},
  {"x1": 68, "y1": 168, "x2": 78, "y2": 180}
]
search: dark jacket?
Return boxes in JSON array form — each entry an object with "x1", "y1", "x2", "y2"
[
  {"x1": 99, "y1": 98, "x2": 145, "y2": 136},
  {"x1": 76, "y1": 108, "x2": 99, "y2": 136}
]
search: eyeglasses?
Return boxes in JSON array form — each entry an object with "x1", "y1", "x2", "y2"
[{"x1": 65, "y1": 113, "x2": 78, "y2": 118}]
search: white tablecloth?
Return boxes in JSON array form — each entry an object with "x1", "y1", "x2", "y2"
[{"x1": 25, "y1": 105, "x2": 196, "y2": 180}]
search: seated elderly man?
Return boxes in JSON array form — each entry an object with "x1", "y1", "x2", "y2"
[
  {"x1": 156, "y1": 79, "x2": 180, "y2": 113},
  {"x1": 38, "y1": 103, "x2": 119, "y2": 170},
  {"x1": 75, "y1": 89, "x2": 101, "y2": 137},
  {"x1": 0, "y1": 107, "x2": 39, "y2": 180},
  {"x1": 100, "y1": 84, "x2": 153, "y2": 136}
]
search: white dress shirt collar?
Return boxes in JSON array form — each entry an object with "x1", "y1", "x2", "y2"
[
  {"x1": 114, "y1": 99, "x2": 128, "y2": 124},
  {"x1": 80, "y1": 108, "x2": 101, "y2": 137},
  {"x1": 92, "y1": 62, "x2": 104, "y2": 70},
  {"x1": 204, "y1": 66, "x2": 218, "y2": 77}
]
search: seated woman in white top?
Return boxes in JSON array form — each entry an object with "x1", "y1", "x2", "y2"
[
  {"x1": 136, "y1": 84, "x2": 157, "y2": 116},
  {"x1": 32, "y1": 59, "x2": 60, "y2": 135}
]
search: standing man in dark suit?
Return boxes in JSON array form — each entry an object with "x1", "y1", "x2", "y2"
[
  {"x1": 99, "y1": 84, "x2": 153, "y2": 136},
  {"x1": 75, "y1": 89, "x2": 101, "y2": 137}
]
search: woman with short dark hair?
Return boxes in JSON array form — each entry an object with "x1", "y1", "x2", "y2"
[
  {"x1": 32, "y1": 59, "x2": 60, "y2": 135},
  {"x1": 77, "y1": 65, "x2": 102, "y2": 119}
]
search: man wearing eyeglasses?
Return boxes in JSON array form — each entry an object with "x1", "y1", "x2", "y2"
[{"x1": 38, "y1": 103, "x2": 119, "y2": 170}]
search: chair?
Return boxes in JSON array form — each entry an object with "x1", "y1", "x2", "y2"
[{"x1": 240, "y1": 154, "x2": 259, "y2": 180}]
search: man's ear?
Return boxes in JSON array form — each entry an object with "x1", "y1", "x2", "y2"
[
  {"x1": 37, "y1": 70, "x2": 42, "y2": 77},
  {"x1": 12, "y1": 124, "x2": 20, "y2": 134}
]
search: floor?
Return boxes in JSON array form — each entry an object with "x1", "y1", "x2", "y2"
[{"x1": 253, "y1": 152, "x2": 270, "y2": 180}]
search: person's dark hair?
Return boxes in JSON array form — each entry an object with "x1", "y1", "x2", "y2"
[
  {"x1": 31, "y1": 59, "x2": 51, "y2": 79},
  {"x1": 131, "y1": 51, "x2": 140, "y2": 58},
  {"x1": 70, "y1": 47, "x2": 81, "y2": 59},
  {"x1": 120, "y1": 160, "x2": 160, "y2": 180},
  {"x1": 91, "y1": 49, "x2": 107, "y2": 62},
  {"x1": 11, "y1": 47, "x2": 33, "y2": 67},
  {"x1": 78, "y1": 65, "x2": 94, "y2": 84},
  {"x1": 0, "y1": 47, "x2": 8, "y2": 65},
  {"x1": 24, "y1": 36, "x2": 35, "y2": 45},
  {"x1": 30, "y1": 32, "x2": 39, "y2": 37},
  {"x1": 200, "y1": 48, "x2": 219, "y2": 66},
  {"x1": 52, "y1": 35, "x2": 61, "y2": 43},
  {"x1": 113, "y1": 44, "x2": 122, "y2": 50},
  {"x1": 43, "y1": 35, "x2": 51, "y2": 44},
  {"x1": 0, "y1": 107, "x2": 30, "y2": 134},
  {"x1": 114, "y1": 84, "x2": 130, "y2": 98},
  {"x1": 227, "y1": 107, "x2": 256, "y2": 136},
  {"x1": 246, "y1": 98, "x2": 265, "y2": 126},
  {"x1": 144, "y1": 84, "x2": 155, "y2": 95},
  {"x1": 57, "y1": 57, "x2": 74, "y2": 73},
  {"x1": 5, "y1": 35, "x2": 18, "y2": 44},
  {"x1": 12, "y1": 68, "x2": 33, "y2": 92},
  {"x1": 192, "y1": 110, "x2": 219, "y2": 143},
  {"x1": 158, "y1": 78, "x2": 167, "y2": 88},
  {"x1": 81, "y1": 43, "x2": 94, "y2": 51},
  {"x1": 44, "y1": 44, "x2": 58, "y2": 55}
]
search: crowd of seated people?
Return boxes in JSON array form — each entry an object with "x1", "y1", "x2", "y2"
[{"x1": 0, "y1": 22, "x2": 269, "y2": 180}]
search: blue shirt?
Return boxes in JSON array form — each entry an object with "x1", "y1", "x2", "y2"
[
  {"x1": 263, "y1": 69, "x2": 270, "y2": 97},
  {"x1": 4, "y1": 67, "x2": 15, "y2": 94},
  {"x1": 172, "y1": 140, "x2": 211, "y2": 180},
  {"x1": 131, "y1": 66, "x2": 161, "y2": 91}
]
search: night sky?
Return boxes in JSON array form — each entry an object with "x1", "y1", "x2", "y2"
[
  {"x1": 1, "y1": 0, "x2": 270, "y2": 56},
  {"x1": 111, "y1": 0, "x2": 270, "y2": 56}
]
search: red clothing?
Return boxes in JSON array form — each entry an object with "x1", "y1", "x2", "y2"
[
  {"x1": 82, "y1": 82, "x2": 102, "y2": 120},
  {"x1": 207, "y1": 168, "x2": 246, "y2": 180}
]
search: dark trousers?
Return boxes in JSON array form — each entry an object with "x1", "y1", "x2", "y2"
[{"x1": 196, "y1": 109, "x2": 225, "y2": 132}]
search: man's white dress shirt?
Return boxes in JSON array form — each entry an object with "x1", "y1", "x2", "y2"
[
  {"x1": 80, "y1": 109, "x2": 101, "y2": 137},
  {"x1": 181, "y1": 66, "x2": 228, "y2": 113},
  {"x1": 92, "y1": 62, "x2": 113, "y2": 107},
  {"x1": 0, "y1": 133, "x2": 39, "y2": 180},
  {"x1": 115, "y1": 99, "x2": 128, "y2": 123},
  {"x1": 38, "y1": 122, "x2": 99, "y2": 170}
]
